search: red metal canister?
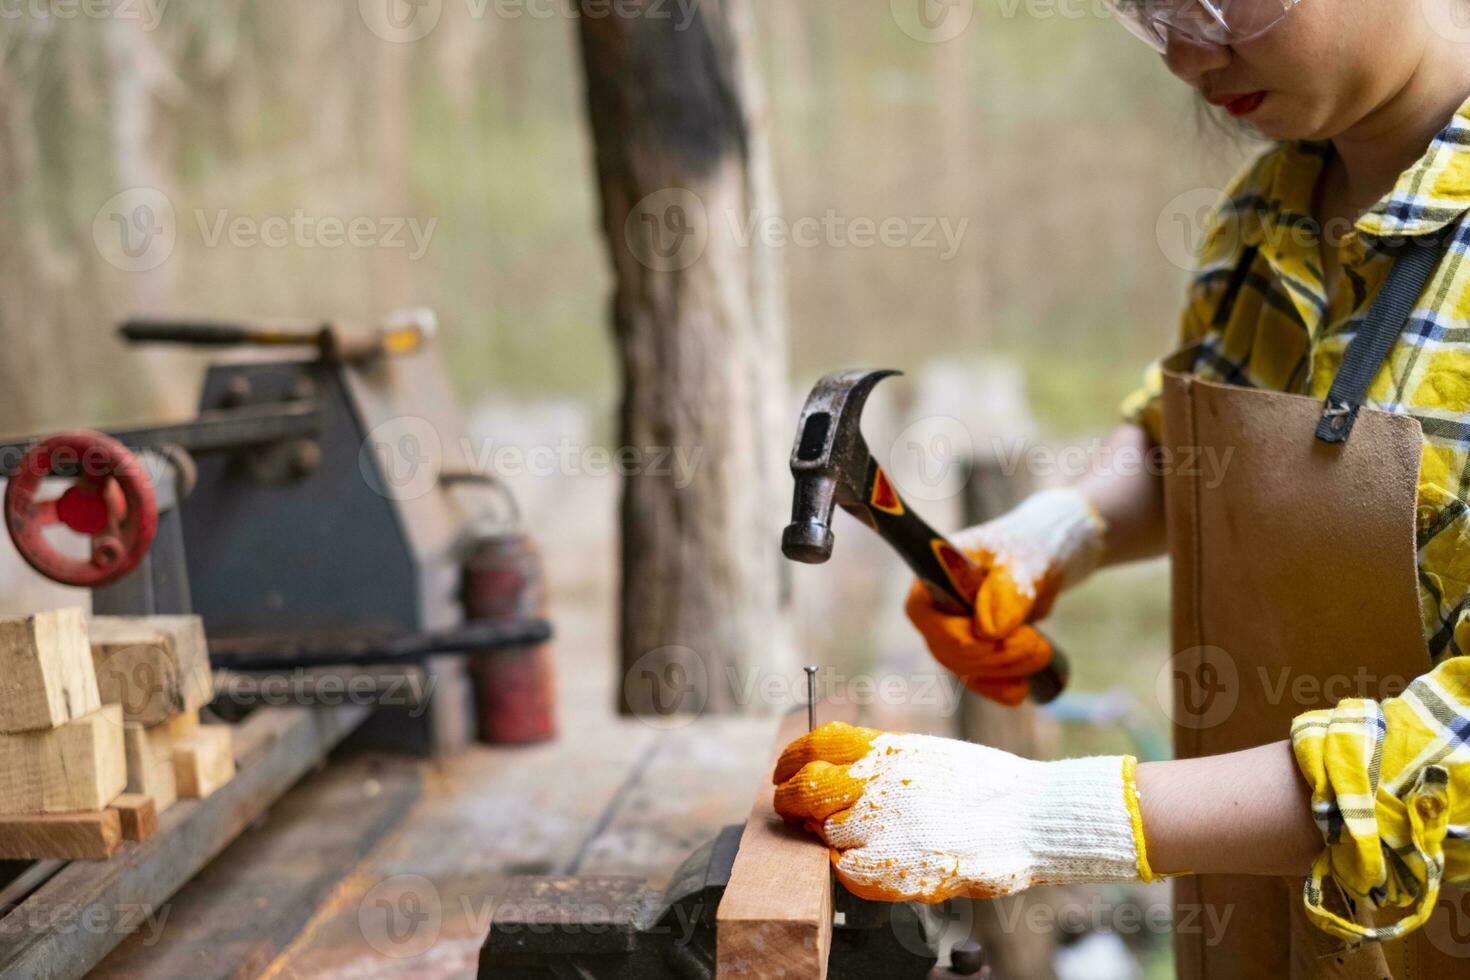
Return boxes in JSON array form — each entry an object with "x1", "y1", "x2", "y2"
[{"x1": 461, "y1": 532, "x2": 557, "y2": 744}]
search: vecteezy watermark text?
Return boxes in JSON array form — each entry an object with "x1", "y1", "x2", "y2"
[
  {"x1": 992, "y1": 436, "x2": 1235, "y2": 489},
  {"x1": 359, "y1": 417, "x2": 708, "y2": 501},
  {"x1": 624, "y1": 188, "x2": 971, "y2": 272},
  {"x1": 461, "y1": 438, "x2": 704, "y2": 489},
  {"x1": 194, "y1": 210, "x2": 436, "y2": 261},
  {"x1": 622, "y1": 654, "x2": 973, "y2": 730},
  {"x1": 359, "y1": 0, "x2": 704, "y2": 44},
  {"x1": 0, "y1": 0, "x2": 167, "y2": 29},
  {"x1": 92, "y1": 187, "x2": 439, "y2": 273},
  {"x1": 995, "y1": 895, "x2": 1234, "y2": 946},
  {"x1": 724, "y1": 210, "x2": 969, "y2": 262}
]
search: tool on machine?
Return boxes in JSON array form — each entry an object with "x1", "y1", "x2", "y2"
[
  {"x1": 117, "y1": 307, "x2": 438, "y2": 364},
  {"x1": 783, "y1": 369, "x2": 1069, "y2": 704}
]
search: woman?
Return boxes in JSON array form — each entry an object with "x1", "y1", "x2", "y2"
[{"x1": 773, "y1": 2, "x2": 1470, "y2": 977}]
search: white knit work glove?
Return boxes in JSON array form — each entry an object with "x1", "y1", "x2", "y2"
[
  {"x1": 948, "y1": 487, "x2": 1106, "y2": 637},
  {"x1": 773, "y1": 722, "x2": 1151, "y2": 903}
]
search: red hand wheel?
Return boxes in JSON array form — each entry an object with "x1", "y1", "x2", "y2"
[{"x1": 5, "y1": 430, "x2": 158, "y2": 587}]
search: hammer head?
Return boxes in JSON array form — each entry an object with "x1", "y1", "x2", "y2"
[{"x1": 782, "y1": 369, "x2": 901, "y2": 564}]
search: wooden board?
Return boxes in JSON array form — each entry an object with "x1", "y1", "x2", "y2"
[
  {"x1": 110, "y1": 794, "x2": 156, "y2": 842},
  {"x1": 0, "y1": 705, "x2": 126, "y2": 814},
  {"x1": 0, "y1": 608, "x2": 100, "y2": 734},
  {"x1": 123, "y1": 723, "x2": 177, "y2": 814},
  {"x1": 89, "y1": 755, "x2": 422, "y2": 979},
  {"x1": 0, "y1": 703, "x2": 369, "y2": 980},
  {"x1": 168, "y1": 710, "x2": 199, "y2": 742},
  {"x1": 0, "y1": 811, "x2": 121, "y2": 860},
  {"x1": 89, "y1": 616, "x2": 212, "y2": 726},
  {"x1": 716, "y1": 705, "x2": 851, "y2": 980},
  {"x1": 172, "y1": 725, "x2": 234, "y2": 800}
]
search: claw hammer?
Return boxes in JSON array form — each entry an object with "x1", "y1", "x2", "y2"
[{"x1": 781, "y1": 368, "x2": 1069, "y2": 704}]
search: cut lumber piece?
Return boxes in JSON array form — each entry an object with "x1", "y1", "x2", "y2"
[
  {"x1": 172, "y1": 725, "x2": 234, "y2": 800},
  {"x1": 0, "y1": 705, "x2": 126, "y2": 815},
  {"x1": 123, "y1": 723, "x2": 177, "y2": 814},
  {"x1": 0, "y1": 810, "x2": 121, "y2": 860},
  {"x1": 0, "y1": 704, "x2": 369, "y2": 980},
  {"x1": 109, "y1": 794, "x2": 156, "y2": 842},
  {"x1": 168, "y1": 710, "x2": 199, "y2": 742},
  {"x1": 717, "y1": 703, "x2": 854, "y2": 980},
  {"x1": 89, "y1": 616, "x2": 212, "y2": 726},
  {"x1": 0, "y1": 608, "x2": 101, "y2": 734}
]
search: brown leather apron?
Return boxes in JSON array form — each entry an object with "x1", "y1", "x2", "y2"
[{"x1": 1159, "y1": 233, "x2": 1468, "y2": 980}]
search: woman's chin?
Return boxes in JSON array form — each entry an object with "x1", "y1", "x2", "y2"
[{"x1": 1247, "y1": 98, "x2": 1337, "y2": 143}]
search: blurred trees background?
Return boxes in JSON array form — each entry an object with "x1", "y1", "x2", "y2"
[{"x1": 0, "y1": 0, "x2": 1253, "y2": 436}]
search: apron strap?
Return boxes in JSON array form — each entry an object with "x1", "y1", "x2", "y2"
[{"x1": 1315, "y1": 233, "x2": 1456, "y2": 444}]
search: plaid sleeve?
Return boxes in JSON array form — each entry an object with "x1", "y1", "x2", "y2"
[{"x1": 1290, "y1": 656, "x2": 1470, "y2": 942}]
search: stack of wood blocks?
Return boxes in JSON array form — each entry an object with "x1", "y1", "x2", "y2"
[
  {"x1": 91, "y1": 614, "x2": 232, "y2": 804},
  {"x1": 0, "y1": 609, "x2": 230, "y2": 860}
]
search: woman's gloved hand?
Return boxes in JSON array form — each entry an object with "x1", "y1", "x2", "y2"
[
  {"x1": 905, "y1": 487, "x2": 1106, "y2": 705},
  {"x1": 773, "y1": 722, "x2": 1149, "y2": 903}
]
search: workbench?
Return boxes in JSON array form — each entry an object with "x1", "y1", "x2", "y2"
[{"x1": 52, "y1": 637, "x2": 775, "y2": 979}]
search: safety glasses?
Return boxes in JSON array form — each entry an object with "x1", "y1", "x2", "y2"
[{"x1": 1105, "y1": 0, "x2": 1302, "y2": 51}]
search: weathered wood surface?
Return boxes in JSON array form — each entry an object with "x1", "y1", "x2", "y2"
[
  {"x1": 89, "y1": 755, "x2": 422, "y2": 979},
  {"x1": 717, "y1": 706, "x2": 851, "y2": 980},
  {"x1": 0, "y1": 810, "x2": 121, "y2": 861},
  {"x1": 0, "y1": 704, "x2": 126, "y2": 815},
  {"x1": 0, "y1": 608, "x2": 99, "y2": 734},
  {"x1": 123, "y1": 721, "x2": 177, "y2": 813},
  {"x1": 110, "y1": 794, "x2": 157, "y2": 843},
  {"x1": 172, "y1": 723, "x2": 235, "y2": 800},
  {"x1": 89, "y1": 615, "x2": 212, "y2": 726},
  {"x1": 274, "y1": 714, "x2": 775, "y2": 977},
  {"x1": 0, "y1": 703, "x2": 368, "y2": 980},
  {"x1": 577, "y1": 0, "x2": 794, "y2": 715}
]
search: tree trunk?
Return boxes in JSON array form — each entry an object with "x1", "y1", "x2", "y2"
[
  {"x1": 576, "y1": 0, "x2": 793, "y2": 718},
  {"x1": 960, "y1": 457, "x2": 1060, "y2": 980}
]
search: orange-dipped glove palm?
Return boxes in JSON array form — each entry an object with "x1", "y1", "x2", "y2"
[
  {"x1": 773, "y1": 722, "x2": 1150, "y2": 904},
  {"x1": 906, "y1": 487, "x2": 1105, "y2": 705}
]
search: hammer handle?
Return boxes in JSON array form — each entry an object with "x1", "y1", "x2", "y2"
[{"x1": 844, "y1": 458, "x2": 1069, "y2": 704}]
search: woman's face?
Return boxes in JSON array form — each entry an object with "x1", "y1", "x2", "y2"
[{"x1": 1160, "y1": 0, "x2": 1444, "y2": 141}]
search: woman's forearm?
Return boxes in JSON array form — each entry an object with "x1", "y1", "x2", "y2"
[
  {"x1": 1136, "y1": 740, "x2": 1322, "y2": 877},
  {"x1": 1074, "y1": 423, "x2": 1168, "y2": 567}
]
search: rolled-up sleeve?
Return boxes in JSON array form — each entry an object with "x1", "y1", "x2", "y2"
[{"x1": 1290, "y1": 655, "x2": 1470, "y2": 942}]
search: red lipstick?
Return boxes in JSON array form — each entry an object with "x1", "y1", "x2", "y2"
[{"x1": 1208, "y1": 91, "x2": 1267, "y2": 117}]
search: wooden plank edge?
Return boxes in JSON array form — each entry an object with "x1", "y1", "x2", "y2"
[
  {"x1": 110, "y1": 795, "x2": 157, "y2": 843},
  {"x1": 0, "y1": 812, "x2": 121, "y2": 861},
  {"x1": 0, "y1": 703, "x2": 370, "y2": 980},
  {"x1": 715, "y1": 702, "x2": 855, "y2": 980}
]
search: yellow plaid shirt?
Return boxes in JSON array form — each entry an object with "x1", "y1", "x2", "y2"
[{"x1": 1125, "y1": 95, "x2": 1470, "y2": 940}]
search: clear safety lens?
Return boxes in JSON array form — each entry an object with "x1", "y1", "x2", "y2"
[{"x1": 1106, "y1": 0, "x2": 1298, "y2": 52}]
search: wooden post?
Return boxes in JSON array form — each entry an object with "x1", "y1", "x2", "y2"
[
  {"x1": 576, "y1": 0, "x2": 793, "y2": 716},
  {"x1": 959, "y1": 457, "x2": 1060, "y2": 980}
]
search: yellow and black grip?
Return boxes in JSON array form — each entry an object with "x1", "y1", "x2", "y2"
[{"x1": 845, "y1": 458, "x2": 1070, "y2": 704}]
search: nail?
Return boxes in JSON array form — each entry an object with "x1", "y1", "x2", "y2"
[{"x1": 804, "y1": 665, "x2": 819, "y2": 731}]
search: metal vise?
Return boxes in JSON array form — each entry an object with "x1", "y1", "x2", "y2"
[{"x1": 477, "y1": 825, "x2": 943, "y2": 980}]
